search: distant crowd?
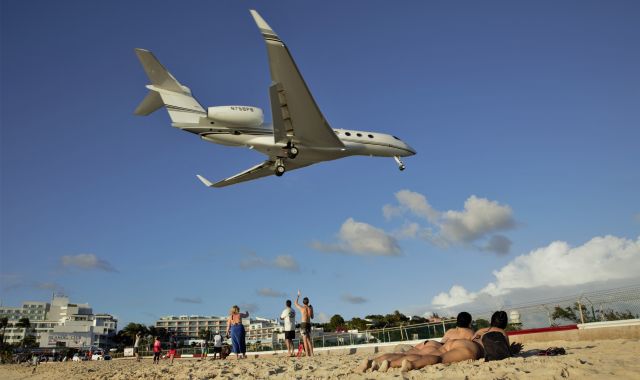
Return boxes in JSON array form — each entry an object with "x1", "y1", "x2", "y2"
[{"x1": 136, "y1": 289, "x2": 316, "y2": 364}]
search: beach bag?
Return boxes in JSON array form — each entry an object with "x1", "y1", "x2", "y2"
[{"x1": 482, "y1": 331, "x2": 510, "y2": 361}]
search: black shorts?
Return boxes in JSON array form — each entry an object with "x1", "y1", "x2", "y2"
[
  {"x1": 213, "y1": 347, "x2": 222, "y2": 353},
  {"x1": 133, "y1": 347, "x2": 139, "y2": 354},
  {"x1": 284, "y1": 330, "x2": 295, "y2": 340}
]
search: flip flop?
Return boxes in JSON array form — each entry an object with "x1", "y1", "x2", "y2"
[{"x1": 538, "y1": 347, "x2": 566, "y2": 356}]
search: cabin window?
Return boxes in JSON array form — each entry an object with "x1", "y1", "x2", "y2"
[
  {"x1": 368, "y1": 134, "x2": 374, "y2": 138},
  {"x1": 356, "y1": 133, "x2": 362, "y2": 137},
  {"x1": 345, "y1": 132, "x2": 351, "y2": 136}
]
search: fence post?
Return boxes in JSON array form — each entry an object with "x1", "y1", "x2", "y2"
[{"x1": 577, "y1": 298, "x2": 585, "y2": 324}]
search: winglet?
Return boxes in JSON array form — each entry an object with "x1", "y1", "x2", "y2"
[
  {"x1": 196, "y1": 174, "x2": 214, "y2": 188},
  {"x1": 249, "y1": 9, "x2": 281, "y2": 41}
]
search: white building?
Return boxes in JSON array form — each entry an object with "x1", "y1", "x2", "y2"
[{"x1": 0, "y1": 295, "x2": 117, "y2": 348}]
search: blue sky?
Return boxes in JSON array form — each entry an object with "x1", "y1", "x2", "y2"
[{"x1": 1, "y1": 0, "x2": 639, "y2": 327}]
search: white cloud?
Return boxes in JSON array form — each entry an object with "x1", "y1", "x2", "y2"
[
  {"x1": 483, "y1": 235, "x2": 512, "y2": 255},
  {"x1": 390, "y1": 190, "x2": 440, "y2": 223},
  {"x1": 384, "y1": 191, "x2": 515, "y2": 254},
  {"x1": 274, "y1": 255, "x2": 299, "y2": 272},
  {"x1": 439, "y1": 196, "x2": 515, "y2": 243},
  {"x1": 60, "y1": 254, "x2": 117, "y2": 272},
  {"x1": 257, "y1": 288, "x2": 286, "y2": 298},
  {"x1": 432, "y1": 285, "x2": 478, "y2": 308},
  {"x1": 240, "y1": 253, "x2": 299, "y2": 272},
  {"x1": 311, "y1": 218, "x2": 401, "y2": 256},
  {"x1": 431, "y1": 235, "x2": 640, "y2": 309},
  {"x1": 342, "y1": 293, "x2": 368, "y2": 304}
]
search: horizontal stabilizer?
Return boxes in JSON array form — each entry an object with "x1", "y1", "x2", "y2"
[
  {"x1": 134, "y1": 90, "x2": 163, "y2": 115},
  {"x1": 198, "y1": 159, "x2": 314, "y2": 188}
]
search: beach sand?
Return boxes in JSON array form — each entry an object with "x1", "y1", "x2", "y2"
[{"x1": 2, "y1": 339, "x2": 639, "y2": 379}]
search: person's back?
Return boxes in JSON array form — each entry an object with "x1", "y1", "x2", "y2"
[
  {"x1": 473, "y1": 311, "x2": 514, "y2": 361},
  {"x1": 441, "y1": 312, "x2": 474, "y2": 344},
  {"x1": 213, "y1": 333, "x2": 222, "y2": 348},
  {"x1": 281, "y1": 305, "x2": 295, "y2": 331}
]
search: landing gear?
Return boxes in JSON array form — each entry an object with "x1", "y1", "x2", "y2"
[
  {"x1": 275, "y1": 158, "x2": 286, "y2": 177},
  {"x1": 284, "y1": 142, "x2": 298, "y2": 159},
  {"x1": 394, "y1": 156, "x2": 406, "y2": 171}
]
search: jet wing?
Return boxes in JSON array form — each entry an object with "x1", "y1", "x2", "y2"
[
  {"x1": 197, "y1": 159, "x2": 312, "y2": 188},
  {"x1": 250, "y1": 10, "x2": 344, "y2": 149}
]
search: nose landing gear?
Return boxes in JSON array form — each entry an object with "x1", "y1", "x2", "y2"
[{"x1": 394, "y1": 156, "x2": 406, "y2": 171}]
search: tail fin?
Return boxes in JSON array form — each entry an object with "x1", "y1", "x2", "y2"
[{"x1": 134, "y1": 48, "x2": 205, "y2": 124}]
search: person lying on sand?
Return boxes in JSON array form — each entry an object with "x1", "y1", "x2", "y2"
[
  {"x1": 356, "y1": 311, "x2": 475, "y2": 373},
  {"x1": 399, "y1": 311, "x2": 523, "y2": 372}
]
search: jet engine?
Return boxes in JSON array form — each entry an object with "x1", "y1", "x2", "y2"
[{"x1": 207, "y1": 106, "x2": 264, "y2": 128}]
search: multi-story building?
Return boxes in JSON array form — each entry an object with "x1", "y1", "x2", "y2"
[
  {"x1": 155, "y1": 315, "x2": 282, "y2": 345},
  {"x1": 0, "y1": 295, "x2": 117, "y2": 348},
  {"x1": 155, "y1": 315, "x2": 228, "y2": 338}
]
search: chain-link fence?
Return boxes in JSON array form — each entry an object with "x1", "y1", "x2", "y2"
[{"x1": 467, "y1": 283, "x2": 640, "y2": 328}]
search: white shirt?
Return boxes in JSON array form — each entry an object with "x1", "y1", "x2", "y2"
[
  {"x1": 213, "y1": 334, "x2": 222, "y2": 347},
  {"x1": 280, "y1": 307, "x2": 296, "y2": 331}
]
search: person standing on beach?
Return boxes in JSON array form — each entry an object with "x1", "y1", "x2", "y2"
[
  {"x1": 168, "y1": 332, "x2": 178, "y2": 364},
  {"x1": 294, "y1": 290, "x2": 314, "y2": 357},
  {"x1": 134, "y1": 331, "x2": 142, "y2": 362},
  {"x1": 280, "y1": 299, "x2": 296, "y2": 357},
  {"x1": 226, "y1": 305, "x2": 248, "y2": 359},
  {"x1": 212, "y1": 331, "x2": 223, "y2": 360},
  {"x1": 153, "y1": 337, "x2": 162, "y2": 364}
]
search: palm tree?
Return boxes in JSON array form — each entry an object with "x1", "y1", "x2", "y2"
[
  {"x1": 122, "y1": 323, "x2": 148, "y2": 338},
  {"x1": 0, "y1": 317, "x2": 8, "y2": 345},
  {"x1": 15, "y1": 317, "x2": 31, "y2": 347}
]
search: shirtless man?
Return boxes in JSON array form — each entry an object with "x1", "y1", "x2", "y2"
[
  {"x1": 357, "y1": 312, "x2": 474, "y2": 372},
  {"x1": 400, "y1": 310, "x2": 522, "y2": 372},
  {"x1": 294, "y1": 290, "x2": 314, "y2": 357}
]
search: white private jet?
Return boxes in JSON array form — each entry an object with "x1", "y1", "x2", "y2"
[{"x1": 134, "y1": 10, "x2": 415, "y2": 188}]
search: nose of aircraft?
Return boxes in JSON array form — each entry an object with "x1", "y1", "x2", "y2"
[{"x1": 405, "y1": 142, "x2": 416, "y2": 156}]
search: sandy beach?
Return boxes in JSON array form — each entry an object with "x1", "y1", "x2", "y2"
[{"x1": 2, "y1": 338, "x2": 639, "y2": 379}]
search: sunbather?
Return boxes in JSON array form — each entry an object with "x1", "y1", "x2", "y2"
[
  {"x1": 400, "y1": 310, "x2": 523, "y2": 371},
  {"x1": 356, "y1": 311, "x2": 474, "y2": 372}
]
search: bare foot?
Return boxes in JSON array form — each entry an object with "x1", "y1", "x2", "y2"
[
  {"x1": 401, "y1": 359, "x2": 414, "y2": 372},
  {"x1": 379, "y1": 360, "x2": 390, "y2": 372},
  {"x1": 356, "y1": 358, "x2": 372, "y2": 373}
]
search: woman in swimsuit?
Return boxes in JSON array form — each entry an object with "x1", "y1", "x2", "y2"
[
  {"x1": 357, "y1": 312, "x2": 475, "y2": 372},
  {"x1": 226, "y1": 305, "x2": 249, "y2": 359},
  {"x1": 400, "y1": 311, "x2": 522, "y2": 372}
]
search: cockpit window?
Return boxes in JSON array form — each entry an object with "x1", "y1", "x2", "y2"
[{"x1": 393, "y1": 136, "x2": 400, "y2": 140}]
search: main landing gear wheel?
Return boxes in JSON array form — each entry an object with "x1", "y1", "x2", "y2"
[
  {"x1": 394, "y1": 156, "x2": 406, "y2": 171},
  {"x1": 275, "y1": 165, "x2": 286, "y2": 177},
  {"x1": 287, "y1": 146, "x2": 299, "y2": 159}
]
